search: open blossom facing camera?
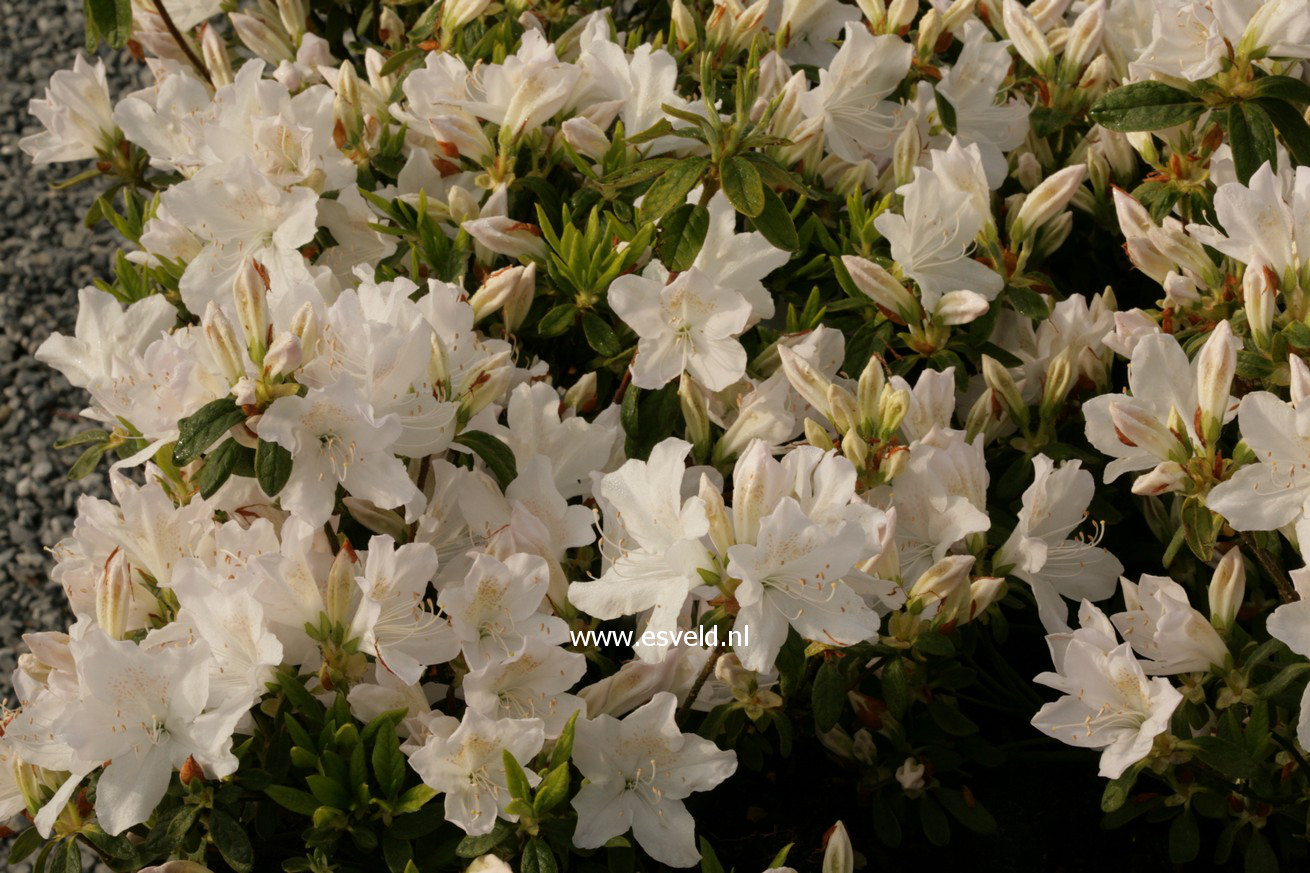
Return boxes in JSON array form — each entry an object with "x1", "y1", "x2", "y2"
[{"x1": 17, "y1": 0, "x2": 1310, "y2": 868}]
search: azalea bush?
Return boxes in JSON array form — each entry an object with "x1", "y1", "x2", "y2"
[{"x1": 12, "y1": 0, "x2": 1310, "y2": 869}]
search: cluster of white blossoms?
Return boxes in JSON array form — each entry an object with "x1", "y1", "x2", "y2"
[{"x1": 13, "y1": 0, "x2": 1310, "y2": 869}]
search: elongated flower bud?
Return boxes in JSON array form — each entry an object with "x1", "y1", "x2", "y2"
[
  {"x1": 1243, "y1": 258, "x2": 1276, "y2": 347},
  {"x1": 778, "y1": 345, "x2": 835, "y2": 419},
  {"x1": 1012, "y1": 164, "x2": 1086, "y2": 241},
  {"x1": 982, "y1": 355, "x2": 1028, "y2": 428},
  {"x1": 233, "y1": 259, "x2": 270, "y2": 364},
  {"x1": 679, "y1": 373, "x2": 712, "y2": 455},
  {"x1": 842, "y1": 255, "x2": 918, "y2": 320},
  {"x1": 560, "y1": 117, "x2": 610, "y2": 160},
  {"x1": 828, "y1": 384, "x2": 859, "y2": 435},
  {"x1": 1062, "y1": 0, "x2": 1104, "y2": 74},
  {"x1": 823, "y1": 821, "x2": 855, "y2": 873},
  {"x1": 96, "y1": 551, "x2": 132, "y2": 640},
  {"x1": 1195, "y1": 320, "x2": 1236, "y2": 444},
  {"x1": 1209, "y1": 548, "x2": 1245, "y2": 633},
  {"x1": 967, "y1": 577, "x2": 1006, "y2": 622},
  {"x1": 1108, "y1": 400, "x2": 1183, "y2": 461},
  {"x1": 203, "y1": 301, "x2": 245, "y2": 384},
  {"x1": 326, "y1": 543, "x2": 357, "y2": 628},
  {"x1": 857, "y1": 356, "x2": 886, "y2": 433},
  {"x1": 1003, "y1": 0, "x2": 1053, "y2": 73},
  {"x1": 290, "y1": 302, "x2": 319, "y2": 364},
  {"x1": 700, "y1": 474, "x2": 734, "y2": 557},
  {"x1": 1291, "y1": 355, "x2": 1310, "y2": 409},
  {"x1": 231, "y1": 12, "x2": 295, "y2": 65},
  {"x1": 201, "y1": 24, "x2": 234, "y2": 88}
]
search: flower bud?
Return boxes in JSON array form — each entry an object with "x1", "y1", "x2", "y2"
[
  {"x1": 877, "y1": 386, "x2": 910, "y2": 439},
  {"x1": 804, "y1": 416, "x2": 835, "y2": 451},
  {"x1": 277, "y1": 0, "x2": 307, "y2": 42},
  {"x1": 679, "y1": 373, "x2": 712, "y2": 455},
  {"x1": 887, "y1": 0, "x2": 918, "y2": 32},
  {"x1": 429, "y1": 333, "x2": 451, "y2": 394},
  {"x1": 462, "y1": 217, "x2": 548, "y2": 261},
  {"x1": 1195, "y1": 320, "x2": 1236, "y2": 443},
  {"x1": 893, "y1": 121, "x2": 921, "y2": 188},
  {"x1": 466, "y1": 856, "x2": 514, "y2": 873},
  {"x1": 1016, "y1": 152, "x2": 1043, "y2": 191},
  {"x1": 895, "y1": 758, "x2": 927, "y2": 793},
  {"x1": 1209, "y1": 547, "x2": 1245, "y2": 633},
  {"x1": 200, "y1": 25, "x2": 234, "y2": 88},
  {"x1": 778, "y1": 345, "x2": 836, "y2": 419},
  {"x1": 1162, "y1": 271, "x2": 1200, "y2": 308},
  {"x1": 448, "y1": 185, "x2": 481, "y2": 225},
  {"x1": 841, "y1": 255, "x2": 918, "y2": 320},
  {"x1": 378, "y1": 6, "x2": 405, "y2": 48},
  {"x1": 1062, "y1": 0, "x2": 1104, "y2": 74},
  {"x1": 700, "y1": 474, "x2": 735, "y2": 557},
  {"x1": 1243, "y1": 258, "x2": 1276, "y2": 347},
  {"x1": 1108, "y1": 400, "x2": 1183, "y2": 461},
  {"x1": 443, "y1": 0, "x2": 493, "y2": 32},
  {"x1": 1003, "y1": 0, "x2": 1053, "y2": 73},
  {"x1": 95, "y1": 550, "x2": 132, "y2": 640},
  {"x1": 1012, "y1": 164, "x2": 1086, "y2": 241},
  {"x1": 942, "y1": 0, "x2": 979, "y2": 32},
  {"x1": 326, "y1": 543, "x2": 357, "y2": 627},
  {"x1": 430, "y1": 114, "x2": 494, "y2": 164},
  {"x1": 828, "y1": 384, "x2": 859, "y2": 435},
  {"x1": 457, "y1": 350, "x2": 514, "y2": 420},
  {"x1": 203, "y1": 301, "x2": 245, "y2": 384},
  {"x1": 843, "y1": 430, "x2": 870, "y2": 468},
  {"x1": 1040, "y1": 346, "x2": 1076, "y2": 416},
  {"x1": 965, "y1": 387, "x2": 1005, "y2": 444},
  {"x1": 934, "y1": 289, "x2": 991, "y2": 325},
  {"x1": 1034, "y1": 210, "x2": 1074, "y2": 258},
  {"x1": 822, "y1": 821, "x2": 855, "y2": 873},
  {"x1": 880, "y1": 444, "x2": 909, "y2": 481},
  {"x1": 564, "y1": 372, "x2": 598, "y2": 412},
  {"x1": 231, "y1": 12, "x2": 295, "y2": 65},
  {"x1": 560, "y1": 117, "x2": 610, "y2": 160},
  {"x1": 916, "y1": 9, "x2": 944, "y2": 55},
  {"x1": 1129, "y1": 460, "x2": 1188, "y2": 496},
  {"x1": 233, "y1": 259, "x2": 270, "y2": 363},
  {"x1": 982, "y1": 355, "x2": 1029, "y2": 428},
  {"x1": 471, "y1": 264, "x2": 531, "y2": 322},
  {"x1": 290, "y1": 302, "x2": 319, "y2": 364},
  {"x1": 908, "y1": 554, "x2": 975, "y2": 615},
  {"x1": 264, "y1": 333, "x2": 303, "y2": 378},
  {"x1": 1291, "y1": 355, "x2": 1310, "y2": 409},
  {"x1": 855, "y1": 0, "x2": 886, "y2": 28},
  {"x1": 967, "y1": 577, "x2": 1006, "y2": 621},
  {"x1": 857, "y1": 356, "x2": 886, "y2": 433},
  {"x1": 671, "y1": 0, "x2": 698, "y2": 48}
]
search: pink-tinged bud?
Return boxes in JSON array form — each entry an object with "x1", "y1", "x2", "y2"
[
  {"x1": 429, "y1": 113, "x2": 493, "y2": 164},
  {"x1": 202, "y1": 301, "x2": 245, "y2": 384},
  {"x1": 1016, "y1": 152, "x2": 1043, "y2": 191},
  {"x1": 1195, "y1": 320, "x2": 1236, "y2": 441},
  {"x1": 967, "y1": 577, "x2": 1006, "y2": 621},
  {"x1": 1003, "y1": 0, "x2": 1053, "y2": 72},
  {"x1": 470, "y1": 263, "x2": 534, "y2": 323},
  {"x1": 462, "y1": 216, "x2": 548, "y2": 261},
  {"x1": 95, "y1": 551, "x2": 133, "y2": 640},
  {"x1": 1012, "y1": 164, "x2": 1086, "y2": 240},
  {"x1": 1129, "y1": 461, "x2": 1188, "y2": 496},
  {"x1": 934, "y1": 289, "x2": 991, "y2": 325},
  {"x1": 1209, "y1": 547, "x2": 1245, "y2": 633},
  {"x1": 841, "y1": 255, "x2": 918, "y2": 319},
  {"x1": 822, "y1": 821, "x2": 855, "y2": 873},
  {"x1": 1109, "y1": 399, "x2": 1184, "y2": 461}
]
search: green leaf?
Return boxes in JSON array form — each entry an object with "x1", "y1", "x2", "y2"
[
  {"x1": 1254, "y1": 97, "x2": 1310, "y2": 166},
  {"x1": 1090, "y1": 81, "x2": 1206, "y2": 131},
  {"x1": 600, "y1": 157, "x2": 679, "y2": 188},
  {"x1": 1228, "y1": 103, "x2": 1278, "y2": 184},
  {"x1": 379, "y1": 47, "x2": 424, "y2": 77},
  {"x1": 750, "y1": 186, "x2": 799, "y2": 251},
  {"x1": 173, "y1": 398, "x2": 247, "y2": 465},
  {"x1": 720, "y1": 155, "x2": 765, "y2": 217},
  {"x1": 927, "y1": 698, "x2": 978, "y2": 736},
  {"x1": 209, "y1": 810, "x2": 255, "y2": 873},
  {"x1": 1168, "y1": 811, "x2": 1200, "y2": 863},
  {"x1": 1252, "y1": 75, "x2": 1310, "y2": 105},
  {"x1": 811, "y1": 660, "x2": 845, "y2": 732},
  {"x1": 1030, "y1": 106, "x2": 1074, "y2": 138},
  {"x1": 1181, "y1": 496, "x2": 1219, "y2": 562},
  {"x1": 1189, "y1": 736, "x2": 1261, "y2": 780},
  {"x1": 550, "y1": 710, "x2": 579, "y2": 771},
  {"x1": 699, "y1": 837, "x2": 726, "y2": 873},
  {"x1": 193, "y1": 439, "x2": 245, "y2": 499},
  {"x1": 534, "y1": 763, "x2": 571, "y2": 816},
  {"x1": 1100, "y1": 766, "x2": 1138, "y2": 812},
  {"x1": 935, "y1": 90, "x2": 958, "y2": 135},
  {"x1": 657, "y1": 203, "x2": 711, "y2": 271},
  {"x1": 936, "y1": 788, "x2": 997, "y2": 835},
  {"x1": 53, "y1": 428, "x2": 110, "y2": 450},
  {"x1": 582, "y1": 311, "x2": 622, "y2": 357},
  {"x1": 67, "y1": 441, "x2": 110, "y2": 480},
  {"x1": 8, "y1": 828, "x2": 42, "y2": 865},
  {"x1": 87, "y1": 0, "x2": 132, "y2": 49},
  {"x1": 453, "y1": 430, "x2": 518, "y2": 489},
  {"x1": 306, "y1": 773, "x2": 352, "y2": 809},
  {"x1": 882, "y1": 658, "x2": 910, "y2": 719},
  {"x1": 537, "y1": 302, "x2": 577, "y2": 338},
  {"x1": 455, "y1": 822, "x2": 513, "y2": 858},
  {"x1": 1008, "y1": 285, "x2": 1050, "y2": 319},
  {"x1": 373, "y1": 725, "x2": 406, "y2": 798},
  {"x1": 919, "y1": 796, "x2": 951, "y2": 846},
  {"x1": 393, "y1": 783, "x2": 439, "y2": 815},
  {"x1": 265, "y1": 786, "x2": 320, "y2": 815},
  {"x1": 521, "y1": 839, "x2": 558, "y2": 873},
  {"x1": 638, "y1": 158, "x2": 710, "y2": 224},
  {"x1": 1245, "y1": 829, "x2": 1278, "y2": 873},
  {"x1": 255, "y1": 439, "x2": 293, "y2": 497},
  {"x1": 502, "y1": 749, "x2": 533, "y2": 802}
]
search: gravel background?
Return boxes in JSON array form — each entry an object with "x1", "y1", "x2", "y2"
[
  {"x1": 2, "y1": 6, "x2": 148, "y2": 865},
  {"x1": 0, "y1": 0, "x2": 144, "y2": 703}
]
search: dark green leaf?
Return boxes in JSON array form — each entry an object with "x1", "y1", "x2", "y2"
[
  {"x1": 521, "y1": 839, "x2": 558, "y2": 873},
  {"x1": 1253, "y1": 97, "x2": 1310, "y2": 165},
  {"x1": 1245, "y1": 829, "x2": 1278, "y2": 873},
  {"x1": 502, "y1": 749, "x2": 532, "y2": 802},
  {"x1": 1189, "y1": 736, "x2": 1261, "y2": 780},
  {"x1": 699, "y1": 837, "x2": 726, "y2": 873},
  {"x1": 455, "y1": 821, "x2": 513, "y2": 857},
  {"x1": 8, "y1": 828, "x2": 42, "y2": 865},
  {"x1": 306, "y1": 773, "x2": 351, "y2": 809},
  {"x1": 1228, "y1": 103, "x2": 1278, "y2": 184},
  {"x1": 1168, "y1": 811, "x2": 1200, "y2": 864},
  {"x1": 936, "y1": 788, "x2": 997, "y2": 835},
  {"x1": 373, "y1": 725, "x2": 406, "y2": 798},
  {"x1": 67, "y1": 441, "x2": 110, "y2": 480},
  {"x1": 453, "y1": 430, "x2": 518, "y2": 489},
  {"x1": 53, "y1": 428, "x2": 110, "y2": 450},
  {"x1": 927, "y1": 698, "x2": 978, "y2": 736},
  {"x1": 582, "y1": 311, "x2": 622, "y2": 357},
  {"x1": 811, "y1": 660, "x2": 845, "y2": 732},
  {"x1": 657, "y1": 203, "x2": 710, "y2": 270},
  {"x1": 534, "y1": 763, "x2": 571, "y2": 815},
  {"x1": 1090, "y1": 81, "x2": 1206, "y2": 131},
  {"x1": 883, "y1": 658, "x2": 910, "y2": 719},
  {"x1": 750, "y1": 186, "x2": 799, "y2": 251},
  {"x1": 638, "y1": 158, "x2": 710, "y2": 224},
  {"x1": 1008, "y1": 285, "x2": 1050, "y2": 319},
  {"x1": 209, "y1": 810, "x2": 255, "y2": 873},
  {"x1": 87, "y1": 0, "x2": 132, "y2": 49},
  {"x1": 193, "y1": 438, "x2": 246, "y2": 499},
  {"x1": 379, "y1": 47, "x2": 424, "y2": 77},
  {"x1": 919, "y1": 796, "x2": 951, "y2": 847},
  {"x1": 1252, "y1": 76, "x2": 1310, "y2": 105},
  {"x1": 173, "y1": 398, "x2": 246, "y2": 466},
  {"x1": 256, "y1": 439, "x2": 293, "y2": 497},
  {"x1": 265, "y1": 786, "x2": 321, "y2": 817},
  {"x1": 537, "y1": 303, "x2": 577, "y2": 338},
  {"x1": 935, "y1": 91, "x2": 958, "y2": 135},
  {"x1": 1031, "y1": 106, "x2": 1075, "y2": 138},
  {"x1": 720, "y1": 155, "x2": 765, "y2": 217}
]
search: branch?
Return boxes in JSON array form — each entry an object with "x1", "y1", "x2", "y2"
[
  {"x1": 1239, "y1": 531, "x2": 1299, "y2": 604},
  {"x1": 677, "y1": 640, "x2": 728, "y2": 725},
  {"x1": 151, "y1": 0, "x2": 213, "y2": 86}
]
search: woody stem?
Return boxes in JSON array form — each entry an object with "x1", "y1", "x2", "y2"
[
  {"x1": 151, "y1": 0, "x2": 213, "y2": 86},
  {"x1": 677, "y1": 640, "x2": 728, "y2": 726},
  {"x1": 1239, "y1": 531, "x2": 1299, "y2": 604}
]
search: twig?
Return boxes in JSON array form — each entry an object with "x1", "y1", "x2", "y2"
[
  {"x1": 1239, "y1": 531, "x2": 1299, "y2": 604},
  {"x1": 677, "y1": 640, "x2": 728, "y2": 724},
  {"x1": 151, "y1": 0, "x2": 213, "y2": 86}
]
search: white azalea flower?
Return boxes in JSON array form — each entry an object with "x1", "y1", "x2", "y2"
[
  {"x1": 19, "y1": 54, "x2": 114, "y2": 164},
  {"x1": 571, "y1": 692, "x2": 737, "y2": 867},
  {"x1": 1112, "y1": 574, "x2": 1228, "y2": 674},
  {"x1": 438, "y1": 551, "x2": 566, "y2": 670},
  {"x1": 463, "y1": 638, "x2": 588, "y2": 737}
]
